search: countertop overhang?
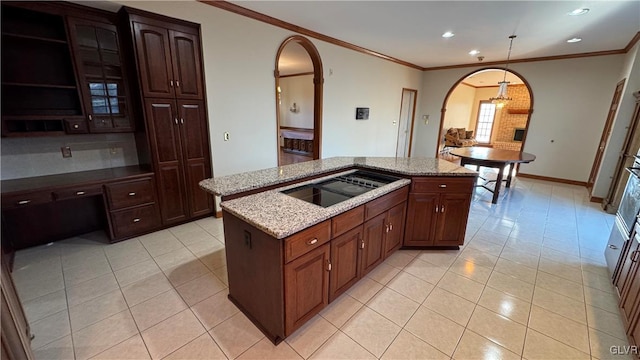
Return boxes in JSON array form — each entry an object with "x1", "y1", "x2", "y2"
[
  {"x1": 199, "y1": 157, "x2": 477, "y2": 239},
  {"x1": 199, "y1": 157, "x2": 477, "y2": 197}
]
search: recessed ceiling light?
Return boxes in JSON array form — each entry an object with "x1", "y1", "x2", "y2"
[
  {"x1": 469, "y1": 50, "x2": 480, "y2": 55},
  {"x1": 442, "y1": 31, "x2": 455, "y2": 38},
  {"x1": 567, "y1": 37, "x2": 582, "y2": 43},
  {"x1": 568, "y1": 8, "x2": 589, "y2": 16}
]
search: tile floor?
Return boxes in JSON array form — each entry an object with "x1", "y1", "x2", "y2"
[{"x1": 12, "y1": 175, "x2": 632, "y2": 359}]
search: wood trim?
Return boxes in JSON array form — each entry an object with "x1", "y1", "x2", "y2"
[
  {"x1": 625, "y1": 32, "x2": 640, "y2": 53},
  {"x1": 517, "y1": 173, "x2": 587, "y2": 187},
  {"x1": 215, "y1": 210, "x2": 222, "y2": 218},
  {"x1": 397, "y1": 88, "x2": 418, "y2": 157},
  {"x1": 197, "y1": 0, "x2": 423, "y2": 71},
  {"x1": 424, "y1": 49, "x2": 626, "y2": 71},
  {"x1": 590, "y1": 196, "x2": 604, "y2": 203},
  {"x1": 280, "y1": 126, "x2": 313, "y2": 132},
  {"x1": 279, "y1": 72, "x2": 314, "y2": 78},
  {"x1": 460, "y1": 82, "x2": 499, "y2": 89}
]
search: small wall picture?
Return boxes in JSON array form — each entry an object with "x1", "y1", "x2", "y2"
[{"x1": 355, "y1": 107, "x2": 369, "y2": 120}]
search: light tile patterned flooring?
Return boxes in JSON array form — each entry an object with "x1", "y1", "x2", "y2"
[{"x1": 13, "y1": 175, "x2": 632, "y2": 359}]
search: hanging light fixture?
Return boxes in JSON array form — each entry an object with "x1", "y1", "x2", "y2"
[{"x1": 490, "y1": 35, "x2": 517, "y2": 109}]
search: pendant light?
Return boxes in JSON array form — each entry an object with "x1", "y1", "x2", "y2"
[{"x1": 490, "y1": 35, "x2": 517, "y2": 109}]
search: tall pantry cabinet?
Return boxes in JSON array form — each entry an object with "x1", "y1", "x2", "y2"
[{"x1": 120, "y1": 8, "x2": 213, "y2": 225}]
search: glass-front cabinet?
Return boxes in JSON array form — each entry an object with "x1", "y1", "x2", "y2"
[{"x1": 68, "y1": 17, "x2": 134, "y2": 133}]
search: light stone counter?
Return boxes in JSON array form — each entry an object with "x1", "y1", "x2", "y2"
[
  {"x1": 199, "y1": 157, "x2": 477, "y2": 239},
  {"x1": 199, "y1": 156, "x2": 476, "y2": 197}
]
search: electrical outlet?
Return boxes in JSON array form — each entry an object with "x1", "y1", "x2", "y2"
[
  {"x1": 224, "y1": 132, "x2": 230, "y2": 141},
  {"x1": 61, "y1": 146, "x2": 72, "y2": 158},
  {"x1": 110, "y1": 147, "x2": 118, "y2": 155}
]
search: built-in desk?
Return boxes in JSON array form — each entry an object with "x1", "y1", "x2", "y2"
[{"x1": 1, "y1": 166, "x2": 160, "y2": 262}]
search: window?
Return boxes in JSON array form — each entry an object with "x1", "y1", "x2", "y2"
[{"x1": 475, "y1": 101, "x2": 496, "y2": 143}]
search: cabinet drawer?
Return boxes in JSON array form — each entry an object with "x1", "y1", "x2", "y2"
[
  {"x1": 53, "y1": 185, "x2": 102, "y2": 201},
  {"x1": 411, "y1": 177, "x2": 474, "y2": 194},
  {"x1": 365, "y1": 186, "x2": 408, "y2": 221},
  {"x1": 1, "y1": 191, "x2": 52, "y2": 209},
  {"x1": 332, "y1": 206, "x2": 364, "y2": 237},
  {"x1": 105, "y1": 178, "x2": 155, "y2": 210},
  {"x1": 284, "y1": 220, "x2": 331, "y2": 263},
  {"x1": 110, "y1": 204, "x2": 161, "y2": 239}
]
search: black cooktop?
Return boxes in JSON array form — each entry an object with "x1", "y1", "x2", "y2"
[{"x1": 281, "y1": 170, "x2": 400, "y2": 208}]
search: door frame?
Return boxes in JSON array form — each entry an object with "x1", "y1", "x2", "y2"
[
  {"x1": 436, "y1": 67, "x2": 534, "y2": 156},
  {"x1": 396, "y1": 88, "x2": 418, "y2": 157},
  {"x1": 588, "y1": 78, "x2": 626, "y2": 191},
  {"x1": 275, "y1": 35, "x2": 324, "y2": 165}
]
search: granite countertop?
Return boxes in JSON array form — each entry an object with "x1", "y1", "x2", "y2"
[
  {"x1": 199, "y1": 157, "x2": 477, "y2": 239},
  {"x1": 199, "y1": 156, "x2": 476, "y2": 197}
]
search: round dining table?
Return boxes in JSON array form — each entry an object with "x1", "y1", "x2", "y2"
[{"x1": 449, "y1": 147, "x2": 536, "y2": 204}]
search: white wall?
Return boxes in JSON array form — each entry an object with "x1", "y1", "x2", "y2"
[
  {"x1": 415, "y1": 55, "x2": 625, "y2": 182},
  {"x1": 593, "y1": 42, "x2": 640, "y2": 198},
  {"x1": 112, "y1": 1, "x2": 423, "y2": 176},
  {"x1": 279, "y1": 75, "x2": 314, "y2": 129},
  {"x1": 443, "y1": 84, "x2": 475, "y2": 130}
]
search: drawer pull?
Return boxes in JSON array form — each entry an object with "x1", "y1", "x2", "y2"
[
  {"x1": 360, "y1": 240, "x2": 365, "y2": 249},
  {"x1": 326, "y1": 260, "x2": 332, "y2": 271},
  {"x1": 128, "y1": 192, "x2": 136, "y2": 196},
  {"x1": 17, "y1": 200, "x2": 31, "y2": 205},
  {"x1": 631, "y1": 250, "x2": 640, "y2": 263},
  {"x1": 389, "y1": 224, "x2": 393, "y2": 231},
  {"x1": 439, "y1": 184, "x2": 447, "y2": 188},
  {"x1": 76, "y1": 191, "x2": 85, "y2": 195},
  {"x1": 441, "y1": 205, "x2": 445, "y2": 213},
  {"x1": 307, "y1": 238, "x2": 318, "y2": 245},
  {"x1": 435, "y1": 206, "x2": 439, "y2": 213},
  {"x1": 133, "y1": 218, "x2": 141, "y2": 223},
  {"x1": 609, "y1": 244, "x2": 618, "y2": 250}
]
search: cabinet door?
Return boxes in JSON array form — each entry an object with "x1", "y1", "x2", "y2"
[
  {"x1": 384, "y1": 202, "x2": 406, "y2": 258},
  {"x1": 617, "y1": 230, "x2": 639, "y2": 293},
  {"x1": 434, "y1": 193, "x2": 471, "y2": 246},
  {"x1": 145, "y1": 99, "x2": 188, "y2": 224},
  {"x1": 621, "y1": 250, "x2": 640, "y2": 326},
  {"x1": 284, "y1": 244, "x2": 330, "y2": 335},
  {"x1": 403, "y1": 193, "x2": 437, "y2": 247},
  {"x1": 361, "y1": 212, "x2": 386, "y2": 276},
  {"x1": 133, "y1": 22, "x2": 174, "y2": 98},
  {"x1": 68, "y1": 18, "x2": 133, "y2": 133},
  {"x1": 329, "y1": 226, "x2": 362, "y2": 302},
  {"x1": 177, "y1": 100, "x2": 212, "y2": 217},
  {"x1": 169, "y1": 30, "x2": 204, "y2": 100}
]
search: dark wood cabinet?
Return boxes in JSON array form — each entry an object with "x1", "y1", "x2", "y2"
[
  {"x1": 1, "y1": 4, "x2": 84, "y2": 136},
  {"x1": 362, "y1": 213, "x2": 386, "y2": 276},
  {"x1": 384, "y1": 203, "x2": 406, "y2": 256},
  {"x1": 124, "y1": 8, "x2": 213, "y2": 225},
  {"x1": 404, "y1": 177, "x2": 473, "y2": 247},
  {"x1": 284, "y1": 243, "x2": 330, "y2": 334},
  {"x1": 131, "y1": 22, "x2": 203, "y2": 100},
  {"x1": 329, "y1": 226, "x2": 362, "y2": 302},
  {"x1": 67, "y1": 17, "x2": 134, "y2": 133}
]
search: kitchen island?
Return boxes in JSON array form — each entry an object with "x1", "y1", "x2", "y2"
[{"x1": 200, "y1": 157, "x2": 477, "y2": 344}]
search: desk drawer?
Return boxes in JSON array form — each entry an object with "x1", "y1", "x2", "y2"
[
  {"x1": 1, "y1": 191, "x2": 53, "y2": 209},
  {"x1": 105, "y1": 178, "x2": 155, "y2": 210},
  {"x1": 284, "y1": 220, "x2": 331, "y2": 263},
  {"x1": 410, "y1": 177, "x2": 474, "y2": 194},
  {"x1": 54, "y1": 185, "x2": 103, "y2": 200},
  {"x1": 111, "y1": 204, "x2": 161, "y2": 239}
]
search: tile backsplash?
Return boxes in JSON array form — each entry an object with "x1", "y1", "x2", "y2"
[{"x1": 1, "y1": 133, "x2": 139, "y2": 180}]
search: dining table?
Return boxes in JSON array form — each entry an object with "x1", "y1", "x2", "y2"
[{"x1": 450, "y1": 147, "x2": 536, "y2": 204}]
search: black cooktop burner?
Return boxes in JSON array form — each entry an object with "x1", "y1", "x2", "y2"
[{"x1": 281, "y1": 170, "x2": 400, "y2": 208}]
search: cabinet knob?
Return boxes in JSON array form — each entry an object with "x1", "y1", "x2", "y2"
[
  {"x1": 133, "y1": 218, "x2": 141, "y2": 223},
  {"x1": 326, "y1": 260, "x2": 332, "y2": 271},
  {"x1": 88, "y1": 114, "x2": 93, "y2": 121},
  {"x1": 176, "y1": 80, "x2": 180, "y2": 87},
  {"x1": 180, "y1": 118, "x2": 184, "y2": 124},
  {"x1": 170, "y1": 80, "x2": 174, "y2": 87},
  {"x1": 360, "y1": 240, "x2": 365, "y2": 249},
  {"x1": 128, "y1": 192, "x2": 136, "y2": 196},
  {"x1": 441, "y1": 205, "x2": 445, "y2": 213},
  {"x1": 73, "y1": 124, "x2": 79, "y2": 129},
  {"x1": 389, "y1": 224, "x2": 393, "y2": 231},
  {"x1": 435, "y1": 206, "x2": 439, "y2": 213},
  {"x1": 307, "y1": 238, "x2": 318, "y2": 245},
  {"x1": 439, "y1": 184, "x2": 447, "y2": 188},
  {"x1": 175, "y1": 118, "x2": 178, "y2": 125},
  {"x1": 17, "y1": 200, "x2": 31, "y2": 205},
  {"x1": 76, "y1": 191, "x2": 85, "y2": 195}
]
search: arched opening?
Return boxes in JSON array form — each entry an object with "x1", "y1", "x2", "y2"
[
  {"x1": 437, "y1": 68, "x2": 534, "y2": 160},
  {"x1": 275, "y1": 35, "x2": 323, "y2": 166}
]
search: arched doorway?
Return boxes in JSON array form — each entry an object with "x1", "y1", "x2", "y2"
[
  {"x1": 275, "y1": 36, "x2": 324, "y2": 166},
  {"x1": 437, "y1": 68, "x2": 534, "y2": 159}
]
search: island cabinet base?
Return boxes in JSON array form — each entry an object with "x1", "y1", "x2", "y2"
[{"x1": 222, "y1": 186, "x2": 409, "y2": 344}]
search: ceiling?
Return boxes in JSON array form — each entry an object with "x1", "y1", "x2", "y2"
[
  {"x1": 231, "y1": 1, "x2": 640, "y2": 69},
  {"x1": 463, "y1": 70, "x2": 524, "y2": 87}
]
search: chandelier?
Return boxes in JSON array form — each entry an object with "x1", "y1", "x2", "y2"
[{"x1": 490, "y1": 35, "x2": 517, "y2": 109}]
